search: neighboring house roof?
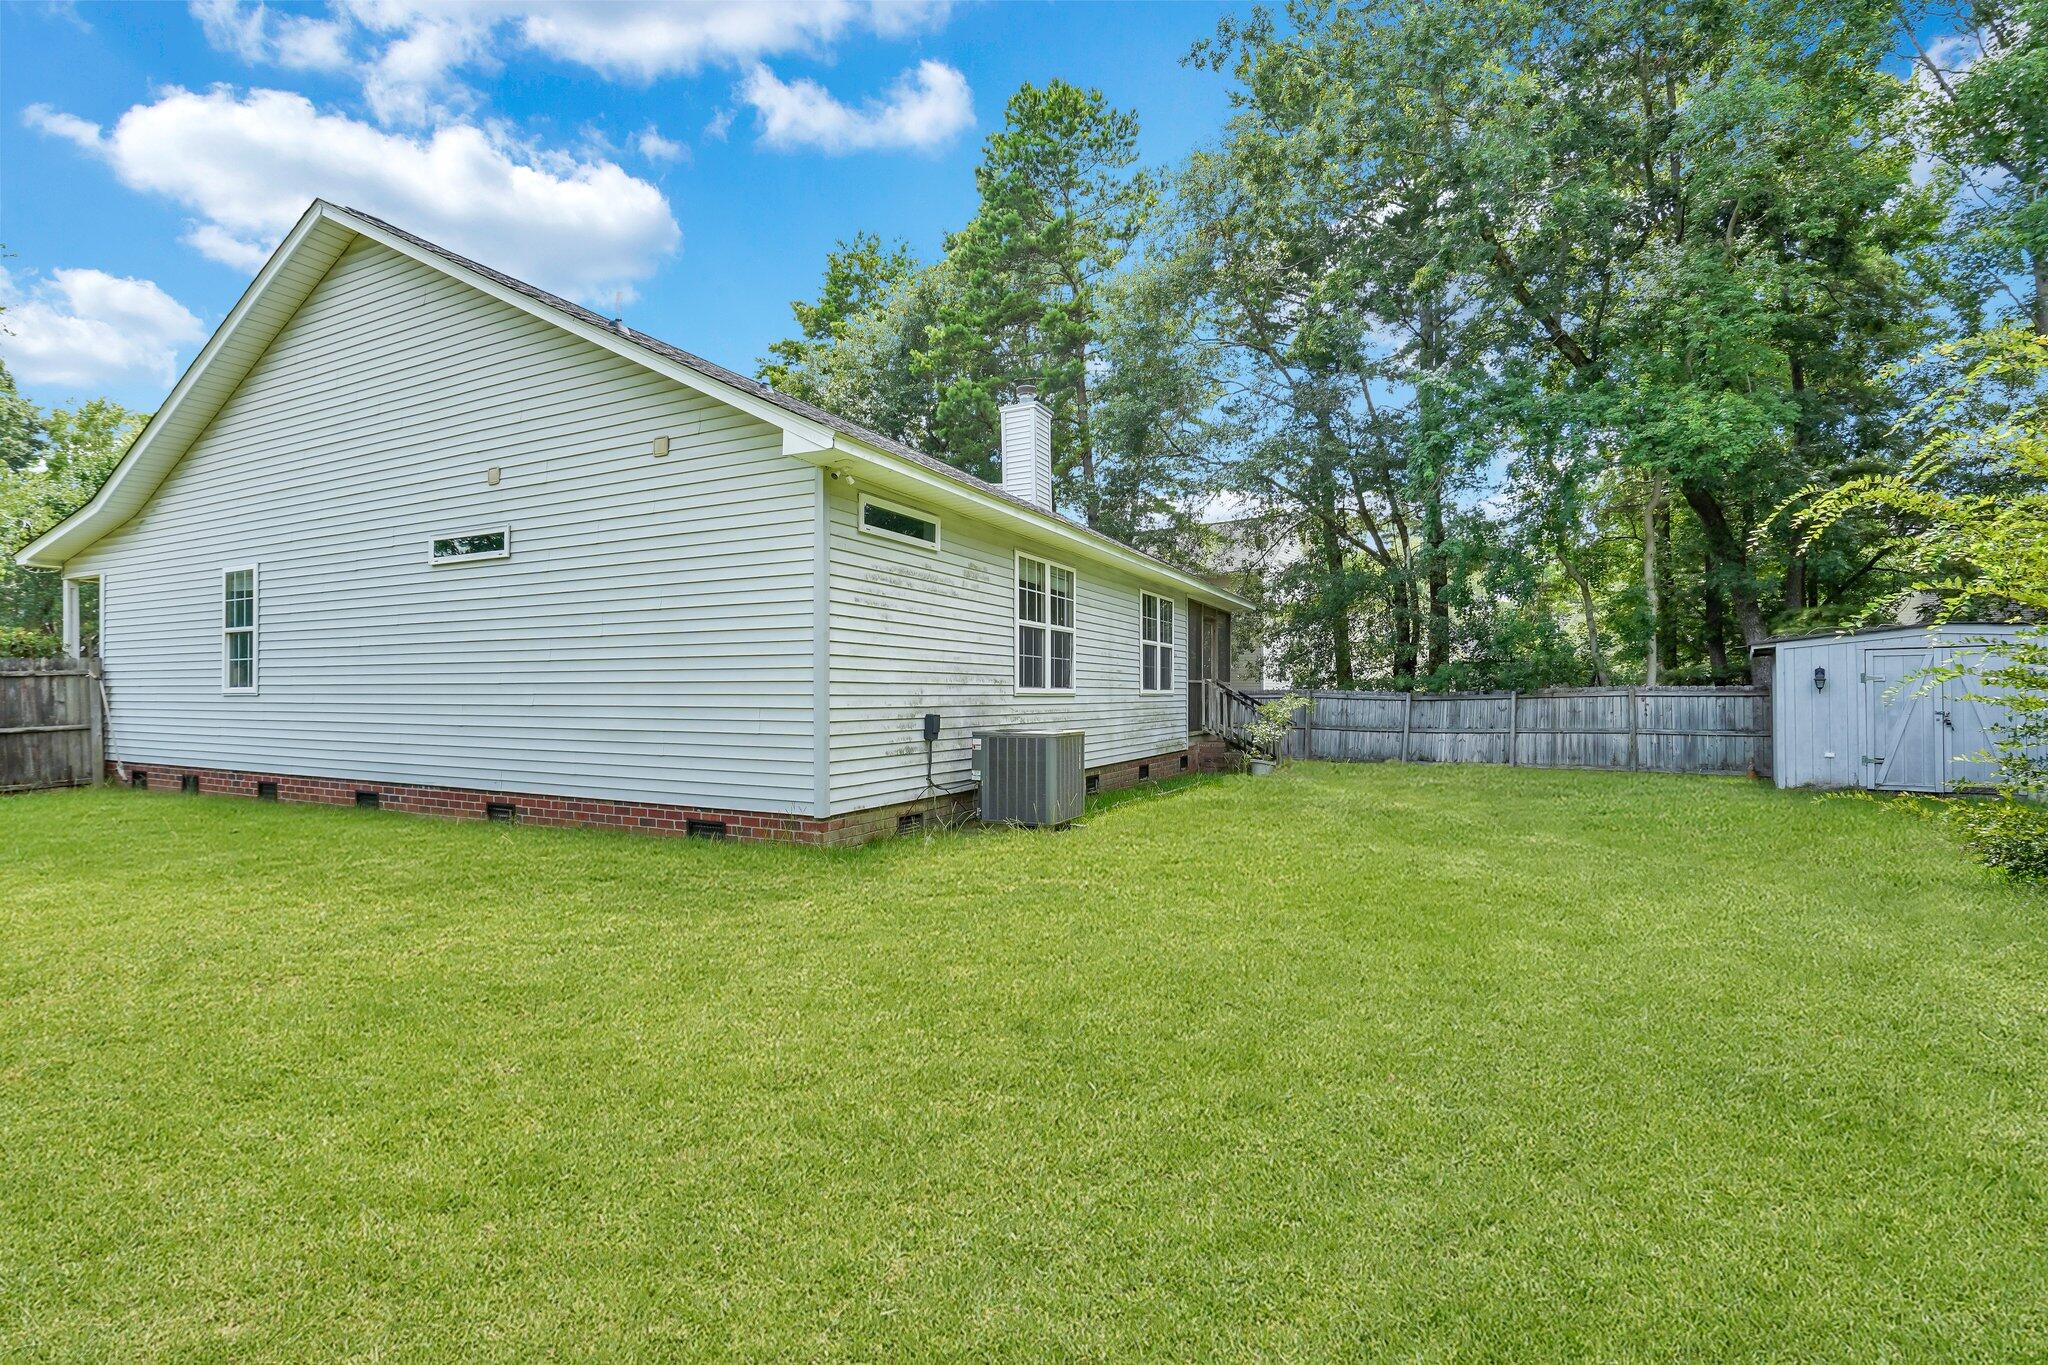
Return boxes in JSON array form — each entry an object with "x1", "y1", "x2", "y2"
[{"x1": 20, "y1": 200, "x2": 1250, "y2": 611}]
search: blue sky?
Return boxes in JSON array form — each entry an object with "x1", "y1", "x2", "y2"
[{"x1": 0, "y1": 1, "x2": 1243, "y2": 413}]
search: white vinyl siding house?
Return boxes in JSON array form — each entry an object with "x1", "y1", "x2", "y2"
[
  {"x1": 824, "y1": 478, "x2": 1188, "y2": 813},
  {"x1": 61, "y1": 236, "x2": 819, "y2": 813},
  {"x1": 24, "y1": 201, "x2": 1248, "y2": 839}
]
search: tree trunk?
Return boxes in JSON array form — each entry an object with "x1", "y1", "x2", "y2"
[
  {"x1": 1319, "y1": 487, "x2": 1354, "y2": 688},
  {"x1": 2034, "y1": 245, "x2": 2048, "y2": 339},
  {"x1": 1422, "y1": 483, "x2": 1449, "y2": 676},
  {"x1": 1417, "y1": 293, "x2": 1451, "y2": 677},
  {"x1": 1702, "y1": 568, "x2": 1730, "y2": 681},
  {"x1": 1392, "y1": 580, "x2": 1419, "y2": 683},
  {"x1": 1680, "y1": 480, "x2": 1766, "y2": 647},
  {"x1": 1643, "y1": 476, "x2": 1661, "y2": 686},
  {"x1": 1568, "y1": 563, "x2": 1609, "y2": 685},
  {"x1": 1073, "y1": 363, "x2": 1100, "y2": 529}
]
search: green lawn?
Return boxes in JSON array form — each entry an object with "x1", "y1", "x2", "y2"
[{"x1": 3, "y1": 765, "x2": 2044, "y2": 1359}]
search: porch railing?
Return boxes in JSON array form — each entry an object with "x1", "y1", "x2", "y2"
[{"x1": 1190, "y1": 677, "x2": 1268, "y2": 754}]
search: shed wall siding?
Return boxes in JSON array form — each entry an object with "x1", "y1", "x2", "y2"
[
  {"x1": 824, "y1": 481, "x2": 1188, "y2": 811},
  {"x1": 66, "y1": 236, "x2": 819, "y2": 811},
  {"x1": 1771, "y1": 637, "x2": 1866, "y2": 789}
]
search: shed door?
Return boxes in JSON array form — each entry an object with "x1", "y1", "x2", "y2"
[
  {"x1": 1865, "y1": 648, "x2": 1940, "y2": 791},
  {"x1": 1943, "y1": 651, "x2": 2003, "y2": 790}
]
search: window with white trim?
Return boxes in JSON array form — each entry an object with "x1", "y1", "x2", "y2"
[
  {"x1": 223, "y1": 567, "x2": 257, "y2": 692},
  {"x1": 1141, "y1": 592, "x2": 1174, "y2": 692},
  {"x1": 859, "y1": 495, "x2": 940, "y2": 551},
  {"x1": 1016, "y1": 553, "x2": 1075, "y2": 692},
  {"x1": 430, "y1": 528, "x2": 510, "y2": 564}
]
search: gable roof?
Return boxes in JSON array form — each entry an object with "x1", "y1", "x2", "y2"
[{"x1": 19, "y1": 200, "x2": 1250, "y2": 611}]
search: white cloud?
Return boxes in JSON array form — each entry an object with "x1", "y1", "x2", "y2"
[
  {"x1": 191, "y1": 0, "x2": 352, "y2": 72},
  {"x1": 703, "y1": 106, "x2": 735, "y2": 143},
  {"x1": 21, "y1": 103, "x2": 102, "y2": 151},
  {"x1": 190, "y1": 1, "x2": 954, "y2": 128},
  {"x1": 741, "y1": 59, "x2": 972, "y2": 154},
  {"x1": 511, "y1": 0, "x2": 951, "y2": 81},
  {"x1": 0, "y1": 267, "x2": 205, "y2": 390},
  {"x1": 29, "y1": 86, "x2": 681, "y2": 305},
  {"x1": 635, "y1": 125, "x2": 685, "y2": 162}
]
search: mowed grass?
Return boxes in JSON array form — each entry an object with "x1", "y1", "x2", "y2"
[{"x1": 2, "y1": 764, "x2": 2045, "y2": 1360}]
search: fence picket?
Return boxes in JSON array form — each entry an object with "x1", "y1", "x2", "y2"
[{"x1": 1249, "y1": 684, "x2": 1768, "y2": 778}]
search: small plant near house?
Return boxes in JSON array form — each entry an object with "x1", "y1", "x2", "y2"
[
  {"x1": 1242, "y1": 693, "x2": 1306, "y2": 773},
  {"x1": 0, "y1": 626, "x2": 60, "y2": 659}
]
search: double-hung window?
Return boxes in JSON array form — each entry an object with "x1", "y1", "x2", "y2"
[
  {"x1": 1141, "y1": 592, "x2": 1175, "y2": 692},
  {"x1": 1016, "y1": 553, "x2": 1075, "y2": 692},
  {"x1": 223, "y1": 566, "x2": 257, "y2": 692}
]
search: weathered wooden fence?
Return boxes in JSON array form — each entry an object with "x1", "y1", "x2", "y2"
[
  {"x1": 1251, "y1": 686, "x2": 1770, "y2": 777},
  {"x1": 1, "y1": 657, "x2": 104, "y2": 793}
]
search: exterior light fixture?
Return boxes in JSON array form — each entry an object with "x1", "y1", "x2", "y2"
[{"x1": 1813, "y1": 666, "x2": 1827, "y2": 691}]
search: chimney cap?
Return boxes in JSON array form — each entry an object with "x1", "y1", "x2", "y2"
[{"x1": 1013, "y1": 382, "x2": 1039, "y2": 403}]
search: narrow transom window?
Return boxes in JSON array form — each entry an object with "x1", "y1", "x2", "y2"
[
  {"x1": 223, "y1": 566, "x2": 257, "y2": 692},
  {"x1": 1017, "y1": 553, "x2": 1075, "y2": 692},
  {"x1": 430, "y1": 529, "x2": 510, "y2": 564},
  {"x1": 1141, "y1": 592, "x2": 1175, "y2": 693},
  {"x1": 859, "y1": 496, "x2": 940, "y2": 551}
]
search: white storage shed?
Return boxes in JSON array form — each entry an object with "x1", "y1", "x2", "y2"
[{"x1": 1752, "y1": 623, "x2": 2030, "y2": 792}]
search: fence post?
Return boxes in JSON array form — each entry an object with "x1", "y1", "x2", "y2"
[
  {"x1": 1627, "y1": 687, "x2": 1639, "y2": 771},
  {"x1": 1401, "y1": 691, "x2": 1413, "y2": 764},
  {"x1": 1507, "y1": 690, "x2": 1519, "y2": 766},
  {"x1": 86, "y1": 656, "x2": 104, "y2": 785}
]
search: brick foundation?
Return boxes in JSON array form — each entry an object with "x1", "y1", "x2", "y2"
[{"x1": 107, "y1": 740, "x2": 1238, "y2": 846}]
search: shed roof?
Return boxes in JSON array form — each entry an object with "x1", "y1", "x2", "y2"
[{"x1": 1751, "y1": 621, "x2": 2029, "y2": 653}]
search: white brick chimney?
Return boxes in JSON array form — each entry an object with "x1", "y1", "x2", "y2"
[{"x1": 999, "y1": 384, "x2": 1054, "y2": 512}]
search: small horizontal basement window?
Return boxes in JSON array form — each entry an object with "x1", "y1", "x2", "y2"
[
  {"x1": 429, "y1": 528, "x2": 510, "y2": 564},
  {"x1": 355, "y1": 790, "x2": 380, "y2": 809},
  {"x1": 897, "y1": 811, "x2": 925, "y2": 834},
  {"x1": 130, "y1": 770, "x2": 149, "y2": 789},
  {"x1": 686, "y1": 819, "x2": 727, "y2": 840},
  {"x1": 859, "y1": 496, "x2": 939, "y2": 551},
  {"x1": 181, "y1": 775, "x2": 199, "y2": 794},
  {"x1": 257, "y1": 781, "x2": 279, "y2": 801},
  {"x1": 486, "y1": 802, "x2": 517, "y2": 823}
]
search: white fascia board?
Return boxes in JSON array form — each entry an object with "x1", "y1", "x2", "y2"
[
  {"x1": 15, "y1": 204, "x2": 341, "y2": 569},
  {"x1": 813, "y1": 434, "x2": 1256, "y2": 612}
]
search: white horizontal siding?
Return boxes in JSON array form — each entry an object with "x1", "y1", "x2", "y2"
[
  {"x1": 70, "y1": 236, "x2": 819, "y2": 812},
  {"x1": 825, "y1": 480, "x2": 1188, "y2": 811}
]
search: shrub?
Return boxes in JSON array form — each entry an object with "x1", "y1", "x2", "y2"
[
  {"x1": 1946, "y1": 800, "x2": 2048, "y2": 881},
  {"x1": 1243, "y1": 693, "x2": 1307, "y2": 759},
  {"x1": 0, "y1": 626, "x2": 61, "y2": 659}
]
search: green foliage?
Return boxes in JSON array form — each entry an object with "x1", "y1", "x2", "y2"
[
  {"x1": 1242, "y1": 692, "x2": 1305, "y2": 757},
  {"x1": 0, "y1": 394, "x2": 147, "y2": 637},
  {"x1": 0, "y1": 624, "x2": 59, "y2": 658},
  {"x1": 1789, "y1": 326, "x2": 2047, "y2": 840},
  {"x1": 760, "y1": 81, "x2": 1177, "y2": 533},
  {"x1": 1947, "y1": 797, "x2": 2048, "y2": 879}
]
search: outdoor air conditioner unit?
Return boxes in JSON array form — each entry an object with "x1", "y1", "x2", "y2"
[{"x1": 972, "y1": 728, "x2": 1085, "y2": 828}]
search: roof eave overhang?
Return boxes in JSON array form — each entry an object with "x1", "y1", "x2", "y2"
[
  {"x1": 16, "y1": 202, "x2": 348, "y2": 569},
  {"x1": 799, "y1": 433, "x2": 1254, "y2": 611}
]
